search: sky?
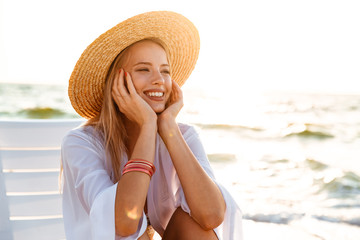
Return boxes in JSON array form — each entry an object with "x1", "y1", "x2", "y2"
[{"x1": 1, "y1": 0, "x2": 360, "y2": 94}]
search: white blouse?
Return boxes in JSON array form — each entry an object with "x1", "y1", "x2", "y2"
[{"x1": 61, "y1": 123, "x2": 243, "y2": 240}]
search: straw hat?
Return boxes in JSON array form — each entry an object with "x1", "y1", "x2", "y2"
[{"x1": 68, "y1": 11, "x2": 200, "y2": 119}]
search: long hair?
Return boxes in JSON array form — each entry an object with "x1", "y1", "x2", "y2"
[
  {"x1": 59, "y1": 49, "x2": 128, "y2": 190},
  {"x1": 85, "y1": 48, "x2": 130, "y2": 182}
]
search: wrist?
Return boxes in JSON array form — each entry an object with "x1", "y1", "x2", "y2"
[
  {"x1": 158, "y1": 117, "x2": 178, "y2": 137},
  {"x1": 141, "y1": 120, "x2": 158, "y2": 133},
  {"x1": 143, "y1": 112, "x2": 158, "y2": 125}
]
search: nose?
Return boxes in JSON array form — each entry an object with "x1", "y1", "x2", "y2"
[{"x1": 151, "y1": 70, "x2": 165, "y2": 85}]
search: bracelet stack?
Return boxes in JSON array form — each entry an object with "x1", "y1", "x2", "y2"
[{"x1": 122, "y1": 159, "x2": 156, "y2": 178}]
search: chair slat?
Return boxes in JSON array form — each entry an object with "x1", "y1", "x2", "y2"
[
  {"x1": 0, "y1": 119, "x2": 84, "y2": 148},
  {"x1": 4, "y1": 172, "x2": 60, "y2": 193},
  {"x1": 11, "y1": 218, "x2": 65, "y2": 240},
  {"x1": 8, "y1": 194, "x2": 62, "y2": 217},
  {"x1": 1, "y1": 150, "x2": 61, "y2": 170}
]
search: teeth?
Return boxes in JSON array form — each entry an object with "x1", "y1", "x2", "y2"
[{"x1": 148, "y1": 92, "x2": 163, "y2": 97}]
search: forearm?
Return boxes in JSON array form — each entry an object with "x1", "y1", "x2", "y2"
[
  {"x1": 130, "y1": 122, "x2": 157, "y2": 160},
  {"x1": 115, "y1": 122, "x2": 157, "y2": 236},
  {"x1": 159, "y1": 120, "x2": 225, "y2": 229}
]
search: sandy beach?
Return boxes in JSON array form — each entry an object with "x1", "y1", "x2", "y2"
[
  {"x1": 243, "y1": 220, "x2": 320, "y2": 240},
  {"x1": 243, "y1": 218, "x2": 360, "y2": 240}
]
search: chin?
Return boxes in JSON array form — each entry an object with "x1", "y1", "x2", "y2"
[
  {"x1": 151, "y1": 105, "x2": 166, "y2": 114},
  {"x1": 154, "y1": 108, "x2": 166, "y2": 114}
]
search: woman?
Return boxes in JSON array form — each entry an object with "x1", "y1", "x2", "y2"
[{"x1": 61, "y1": 11, "x2": 243, "y2": 240}]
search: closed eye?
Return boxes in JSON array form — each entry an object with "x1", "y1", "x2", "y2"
[{"x1": 137, "y1": 68, "x2": 149, "y2": 72}]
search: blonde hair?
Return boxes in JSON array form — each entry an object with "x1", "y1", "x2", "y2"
[
  {"x1": 59, "y1": 51, "x2": 127, "y2": 188},
  {"x1": 85, "y1": 50, "x2": 128, "y2": 182}
]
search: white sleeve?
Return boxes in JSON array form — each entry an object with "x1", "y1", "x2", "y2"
[
  {"x1": 62, "y1": 130, "x2": 147, "y2": 239},
  {"x1": 179, "y1": 125, "x2": 244, "y2": 240}
]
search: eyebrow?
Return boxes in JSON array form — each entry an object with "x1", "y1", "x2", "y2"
[{"x1": 134, "y1": 62, "x2": 169, "y2": 67}]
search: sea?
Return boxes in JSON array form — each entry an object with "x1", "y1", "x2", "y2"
[{"x1": 1, "y1": 83, "x2": 360, "y2": 239}]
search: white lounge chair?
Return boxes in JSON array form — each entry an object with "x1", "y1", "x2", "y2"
[{"x1": 0, "y1": 119, "x2": 84, "y2": 240}]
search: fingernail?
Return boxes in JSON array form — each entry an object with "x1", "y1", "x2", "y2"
[
  {"x1": 119, "y1": 69, "x2": 122, "y2": 74},
  {"x1": 124, "y1": 72, "x2": 127, "y2": 77}
]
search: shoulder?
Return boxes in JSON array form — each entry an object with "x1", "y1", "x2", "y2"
[
  {"x1": 61, "y1": 125, "x2": 107, "y2": 167},
  {"x1": 63, "y1": 125, "x2": 90, "y2": 143},
  {"x1": 62, "y1": 125, "x2": 104, "y2": 150}
]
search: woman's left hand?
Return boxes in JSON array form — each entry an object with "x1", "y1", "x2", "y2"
[{"x1": 157, "y1": 80, "x2": 184, "y2": 129}]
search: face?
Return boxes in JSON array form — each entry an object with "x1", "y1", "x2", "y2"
[{"x1": 120, "y1": 40, "x2": 172, "y2": 113}]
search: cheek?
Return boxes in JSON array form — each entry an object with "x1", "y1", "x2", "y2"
[
  {"x1": 130, "y1": 74, "x2": 146, "y2": 93},
  {"x1": 166, "y1": 77, "x2": 172, "y2": 90}
]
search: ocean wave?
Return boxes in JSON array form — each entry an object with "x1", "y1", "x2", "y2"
[
  {"x1": 306, "y1": 158, "x2": 329, "y2": 171},
  {"x1": 282, "y1": 123, "x2": 334, "y2": 139},
  {"x1": 285, "y1": 129, "x2": 334, "y2": 138},
  {"x1": 195, "y1": 122, "x2": 336, "y2": 140},
  {"x1": 15, "y1": 107, "x2": 78, "y2": 119},
  {"x1": 304, "y1": 158, "x2": 360, "y2": 198},
  {"x1": 244, "y1": 212, "x2": 360, "y2": 227},
  {"x1": 207, "y1": 153, "x2": 237, "y2": 163},
  {"x1": 249, "y1": 157, "x2": 360, "y2": 202},
  {"x1": 195, "y1": 123, "x2": 264, "y2": 132},
  {"x1": 315, "y1": 170, "x2": 360, "y2": 197},
  {"x1": 243, "y1": 212, "x2": 304, "y2": 224},
  {"x1": 330, "y1": 203, "x2": 360, "y2": 208},
  {"x1": 263, "y1": 92, "x2": 360, "y2": 114},
  {"x1": 312, "y1": 215, "x2": 360, "y2": 227}
]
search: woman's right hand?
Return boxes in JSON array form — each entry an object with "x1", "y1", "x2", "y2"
[{"x1": 112, "y1": 69, "x2": 157, "y2": 127}]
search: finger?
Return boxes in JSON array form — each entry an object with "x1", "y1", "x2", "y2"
[
  {"x1": 118, "y1": 69, "x2": 129, "y2": 96},
  {"x1": 112, "y1": 70, "x2": 125, "y2": 102},
  {"x1": 112, "y1": 73, "x2": 121, "y2": 98},
  {"x1": 174, "y1": 80, "x2": 183, "y2": 95},
  {"x1": 124, "y1": 71, "x2": 137, "y2": 96},
  {"x1": 172, "y1": 80, "x2": 183, "y2": 100}
]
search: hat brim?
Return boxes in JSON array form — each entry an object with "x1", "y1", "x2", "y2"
[{"x1": 68, "y1": 11, "x2": 200, "y2": 119}]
